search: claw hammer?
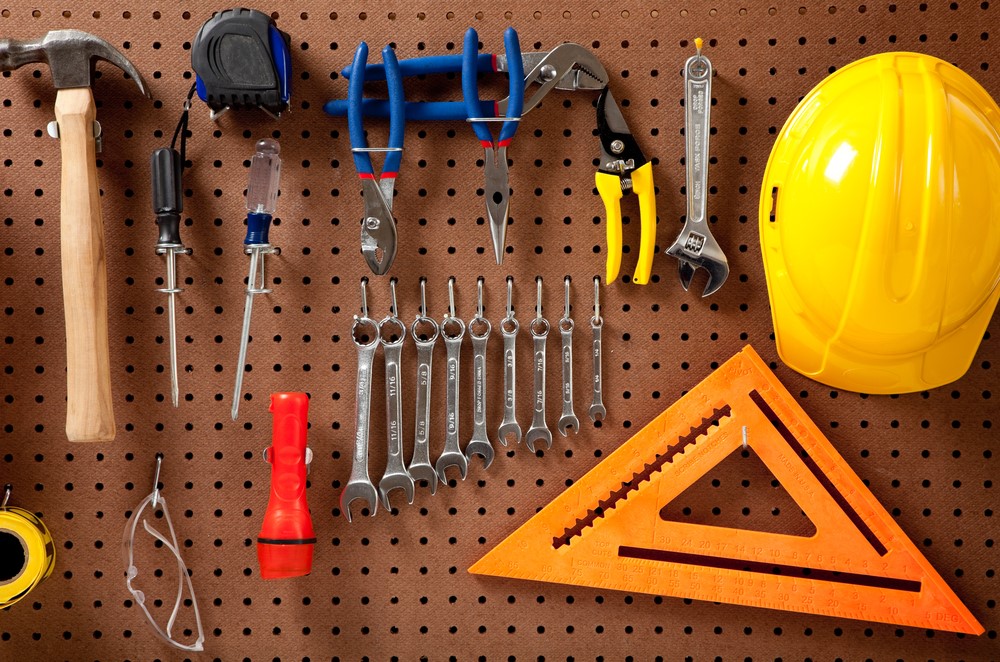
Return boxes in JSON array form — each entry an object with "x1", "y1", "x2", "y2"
[{"x1": 0, "y1": 30, "x2": 150, "y2": 442}]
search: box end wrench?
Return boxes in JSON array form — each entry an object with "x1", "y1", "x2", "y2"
[
  {"x1": 466, "y1": 277, "x2": 494, "y2": 469},
  {"x1": 436, "y1": 278, "x2": 469, "y2": 483},
  {"x1": 340, "y1": 278, "x2": 380, "y2": 521},
  {"x1": 378, "y1": 279, "x2": 415, "y2": 512},
  {"x1": 497, "y1": 276, "x2": 521, "y2": 446},
  {"x1": 409, "y1": 278, "x2": 439, "y2": 494},
  {"x1": 525, "y1": 276, "x2": 553, "y2": 452},
  {"x1": 557, "y1": 276, "x2": 579, "y2": 436}
]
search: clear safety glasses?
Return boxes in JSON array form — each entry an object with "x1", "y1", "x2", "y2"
[{"x1": 122, "y1": 454, "x2": 205, "y2": 652}]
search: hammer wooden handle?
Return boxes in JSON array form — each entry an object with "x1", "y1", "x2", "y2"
[{"x1": 54, "y1": 87, "x2": 115, "y2": 442}]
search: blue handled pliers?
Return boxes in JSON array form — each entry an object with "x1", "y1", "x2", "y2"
[
  {"x1": 464, "y1": 27, "x2": 524, "y2": 265},
  {"x1": 349, "y1": 42, "x2": 404, "y2": 275}
]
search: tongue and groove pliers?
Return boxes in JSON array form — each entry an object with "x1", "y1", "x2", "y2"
[
  {"x1": 328, "y1": 42, "x2": 657, "y2": 284},
  {"x1": 348, "y1": 42, "x2": 404, "y2": 275}
]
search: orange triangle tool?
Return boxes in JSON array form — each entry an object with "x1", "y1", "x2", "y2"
[{"x1": 470, "y1": 346, "x2": 983, "y2": 634}]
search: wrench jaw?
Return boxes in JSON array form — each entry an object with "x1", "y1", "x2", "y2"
[
  {"x1": 557, "y1": 414, "x2": 580, "y2": 437},
  {"x1": 524, "y1": 428, "x2": 553, "y2": 453},
  {"x1": 407, "y1": 462, "x2": 438, "y2": 496},
  {"x1": 465, "y1": 440, "x2": 495, "y2": 470},
  {"x1": 497, "y1": 422, "x2": 521, "y2": 447},
  {"x1": 588, "y1": 403, "x2": 607, "y2": 423},
  {"x1": 666, "y1": 230, "x2": 730, "y2": 297},
  {"x1": 378, "y1": 474, "x2": 415, "y2": 513},
  {"x1": 435, "y1": 452, "x2": 468, "y2": 485},
  {"x1": 340, "y1": 482, "x2": 379, "y2": 523}
]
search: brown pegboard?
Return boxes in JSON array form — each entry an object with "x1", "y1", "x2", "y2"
[{"x1": 0, "y1": 1, "x2": 997, "y2": 659}]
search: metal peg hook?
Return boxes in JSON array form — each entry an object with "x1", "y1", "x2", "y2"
[
  {"x1": 359, "y1": 276, "x2": 370, "y2": 319},
  {"x1": 476, "y1": 277, "x2": 485, "y2": 319},
  {"x1": 447, "y1": 277, "x2": 457, "y2": 319},
  {"x1": 1, "y1": 483, "x2": 10, "y2": 510},
  {"x1": 419, "y1": 277, "x2": 428, "y2": 317},
  {"x1": 389, "y1": 277, "x2": 399, "y2": 318},
  {"x1": 151, "y1": 453, "x2": 164, "y2": 508},
  {"x1": 593, "y1": 276, "x2": 601, "y2": 321},
  {"x1": 535, "y1": 276, "x2": 543, "y2": 321},
  {"x1": 505, "y1": 275, "x2": 514, "y2": 320},
  {"x1": 563, "y1": 276, "x2": 571, "y2": 319},
  {"x1": 742, "y1": 425, "x2": 748, "y2": 451}
]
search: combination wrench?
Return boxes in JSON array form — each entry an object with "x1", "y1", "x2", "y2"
[
  {"x1": 340, "y1": 277, "x2": 380, "y2": 521},
  {"x1": 590, "y1": 276, "x2": 607, "y2": 422},
  {"x1": 497, "y1": 276, "x2": 521, "y2": 446},
  {"x1": 466, "y1": 277, "x2": 494, "y2": 470},
  {"x1": 436, "y1": 277, "x2": 469, "y2": 483},
  {"x1": 378, "y1": 279, "x2": 415, "y2": 512},
  {"x1": 557, "y1": 276, "x2": 579, "y2": 436},
  {"x1": 525, "y1": 276, "x2": 553, "y2": 452},
  {"x1": 409, "y1": 278, "x2": 439, "y2": 494}
]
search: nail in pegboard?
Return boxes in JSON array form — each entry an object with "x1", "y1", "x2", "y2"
[{"x1": 0, "y1": 1, "x2": 997, "y2": 659}]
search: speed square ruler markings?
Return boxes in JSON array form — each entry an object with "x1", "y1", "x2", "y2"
[{"x1": 470, "y1": 345, "x2": 983, "y2": 634}]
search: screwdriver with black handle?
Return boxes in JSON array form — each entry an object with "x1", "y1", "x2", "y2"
[{"x1": 151, "y1": 147, "x2": 192, "y2": 407}]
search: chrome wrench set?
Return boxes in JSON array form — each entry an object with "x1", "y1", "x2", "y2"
[{"x1": 339, "y1": 275, "x2": 607, "y2": 521}]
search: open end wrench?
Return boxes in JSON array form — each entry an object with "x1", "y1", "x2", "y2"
[
  {"x1": 378, "y1": 280, "x2": 414, "y2": 512},
  {"x1": 466, "y1": 277, "x2": 494, "y2": 469},
  {"x1": 436, "y1": 278, "x2": 468, "y2": 484},
  {"x1": 590, "y1": 277, "x2": 607, "y2": 422},
  {"x1": 557, "y1": 276, "x2": 579, "y2": 436},
  {"x1": 497, "y1": 276, "x2": 521, "y2": 446},
  {"x1": 525, "y1": 277, "x2": 553, "y2": 452},
  {"x1": 340, "y1": 278, "x2": 380, "y2": 521},
  {"x1": 409, "y1": 278, "x2": 439, "y2": 494}
]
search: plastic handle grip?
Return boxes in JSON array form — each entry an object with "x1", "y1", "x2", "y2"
[
  {"x1": 341, "y1": 52, "x2": 495, "y2": 80},
  {"x1": 151, "y1": 147, "x2": 182, "y2": 246},
  {"x1": 382, "y1": 44, "x2": 405, "y2": 176},
  {"x1": 244, "y1": 212, "x2": 272, "y2": 245},
  {"x1": 499, "y1": 27, "x2": 524, "y2": 144},
  {"x1": 463, "y1": 27, "x2": 493, "y2": 145},
  {"x1": 596, "y1": 172, "x2": 624, "y2": 284},
  {"x1": 631, "y1": 162, "x2": 657, "y2": 286},
  {"x1": 323, "y1": 98, "x2": 493, "y2": 121},
  {"x1": 347, "y1": 41, "x2": 373, "y2": 176}
]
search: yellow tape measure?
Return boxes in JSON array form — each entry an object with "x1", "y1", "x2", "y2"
[{"x1": 0, "y1": 484, "x2": 55, "y2": 609}]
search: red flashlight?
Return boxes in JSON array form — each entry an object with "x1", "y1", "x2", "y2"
[{"x1": 257, "y1": 392, "x2": 315, "y2": 579}]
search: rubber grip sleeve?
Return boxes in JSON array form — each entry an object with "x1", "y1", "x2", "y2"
[
  {"x1": 341, "y1": 53, "x2": 495, "y2": 80},
  {"x1": 347, "y1": 42, "x2": 373, "y2": 176},
  {"x1": 596, "y1": 172, "x2": 624, "y2": 284},
  {"x1": 324, "y1": 98, "x2": 493, "y2": 121},
  {"x1": 630, "y1": 162, "x2": 657, "y2": 286}
]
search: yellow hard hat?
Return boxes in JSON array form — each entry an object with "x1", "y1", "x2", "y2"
[{"x1": 760, "y1": 52, "x2": 1000, "y2": 394}]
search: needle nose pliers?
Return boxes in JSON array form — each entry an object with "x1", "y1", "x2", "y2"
[
  {"x1": 349, "y1": 42, "x2": 404, "y2": 275},
  {"x1": 463, "y1": 27, "x2": 524, "y2": 265}
]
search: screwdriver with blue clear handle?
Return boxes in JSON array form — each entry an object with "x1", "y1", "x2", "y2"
[
  {"x1": 231, "y1": 138, "x2": 282, "y2": 420},
  {"x1": 151, "y1": 147, "x2": 192, "y2": 408}
]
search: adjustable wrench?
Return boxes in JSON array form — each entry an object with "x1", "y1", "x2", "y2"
[
  {"x1": 557, "y1": 276, "x2": 579, "y2": 436},
  {"x1": 590, "y1": 276, "x2": 607, "y2": 422},
  {"x1": 378, "y1": 280, "x2": 414, "y2": 512},
  {"x1": 466, "y1": 277, "x2": 494, "y2": 469},
  {"x1": 525, "y1": 277, "x2": 553, "y2": 452},
  {"x1": 409, "y1": 278, "x2": 439, "y2": 494},
  {"x1": 664, "y1": 38, "x2": 729, "y2": 296},
  {"x1": 436, "y1": 278, "x2": 468, "y2": 483},
  {"x1": 340, "y1": 278, "x2": 380, "y2": 521},
  {"x1": 497, "y1": 276, "x2": 521, "y2": 446}
]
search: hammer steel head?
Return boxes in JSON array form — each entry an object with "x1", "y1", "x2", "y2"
[{"x1": 0, "y1": 29, "x2": 149, "y2": 96}]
